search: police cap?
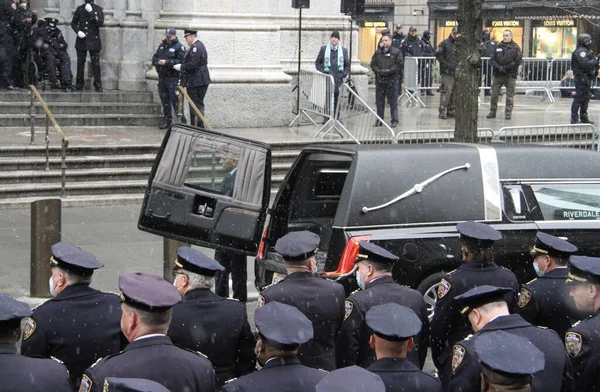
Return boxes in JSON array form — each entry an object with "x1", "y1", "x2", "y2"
[
  {"x1": 474, "y1": 331, "x2": 545, "y2": 376},
  {"x1": 454, "y1": 285, "x2": 514, "y2": 315},
  {"x1": 366, "y1": 303, "x2": 422, "y2": 341},
  {"x1": 355, "y1": 241, "x2": 399, "y2": 265},
  {"x1": 0, "y1": 293, "x2": 32, "y2": 322},
  {"x1": 164, "y1": 28, "x2": 176, "y2": 36},
  {"x1": 174, "y1": 247, "x2": 224, "y2": 276},
  {"x1": 380, "y1": 28, "x2": 391, "y2": 36},
  {"x1": 255, "y1": 301, "x2": 313, "y2": 347},
  {"x1": 531, "y1": 232, "x2": 577, "y2": 259},
  {"x1": 409, "y1": 26, "x2": 417, "y2": 31},
  {"x1": 457, "y1": 221, "x2": 502, "y2": 247},
  {"x1": 274, "y1": 231, "x2": 320, "y2": 262},
  {"x1": 104, "y1": 378, "x2": 171, "y2": 392},
  {"x1": 184, "y1": 29, "x2": 197, "y2": 37},
  {"x1": 119, "y1": 273, "x2": 181, "y2": 312},
  {"x1": 50, "y1": 242, "x2": 104, "y2": 276},
  {"x1": 395, "y1": 24, "x2": 402, "y2": 29},
  {"x1": 315, "y1": 366, "x2": 386, "y2": 392},
  {"x1": 566, "y1": 256, "x2": 600, "y2": 285},
  {"x1": 44, "y1": 17, "x2": 58, "y2": 27}
]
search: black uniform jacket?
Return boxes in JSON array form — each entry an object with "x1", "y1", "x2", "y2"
[
  {"x1": 168, "y1": 288, "x2": 255, "y2": 387},
  {"x1": 367, "y1": 357, "x2": 442, "y2": 392},
  {"x1": 566, "y1": 309, "x2": 600, "y2": 391},
  {"x1": 152, "y1": 37, "x2": 185, "y2": 79},
  {"x1": 0, "y1": 344, "x2": 71, "y2": 392},
  {"x1": 260, "y1": 271, "x2": 345, "y2": 371},
  {"x1": 181, "y1": 39, "x2": 211, "y2": 88},
  {"x1": 220, "y1": 356, "x2": 326, "y2": 392},
  {"x1": 430, "y1": 260, "x2": 519, "y2": 371},
  {"x1": 21, "y1": 284, "x2": 123, "y2": 389},
  {"x1": 572, "y1": 45, "x2": 599, "y2": 79},
  {"x1": 80, "y1": 335, "x2": 215, "y2": 392},
  {"x1": 516, "y1": 268, "x2": 586, "y2": 338},
  {"x1": 448, "y1": 314, "x2": 574, "y2": 392},
  {"x1": 370, "y1": 46, "x2": 403, "y2": 84},
  {"x1": 70, "y1": 2, "x2": 104, "y2": 51},
  {"x1": 491, "y1": 40, "x2": 522, "y2": 78},
  {"x1": 335, "y1": 275, "x2": 430, "y2": 370},
  {"x1": 436, "y1": 35, "x2": 457, "y2": 76}
]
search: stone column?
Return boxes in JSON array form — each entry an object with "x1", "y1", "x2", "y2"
[{"x1": 118, "y1": 0, "x2": 148, "y2": 90}]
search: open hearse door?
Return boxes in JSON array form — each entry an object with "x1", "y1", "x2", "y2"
[{"x1": 138, "y1": 124, "x2": 272, "y2": 254}]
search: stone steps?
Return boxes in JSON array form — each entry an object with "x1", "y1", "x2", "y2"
[
  {"x1": 2, "y1": 90, "x2": 155, "y2": 103},
  {"x1": 0, "y1": 102, "x2": 162, "y2": 115},
  {"x1": 0, "y1": 113, "x2": 163, "y2": 127}
]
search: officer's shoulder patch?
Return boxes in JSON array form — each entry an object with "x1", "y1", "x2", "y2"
[
  {"x1": 78, "y1": 374, "x2": 92, "y2": 392},
  {"x1": 581, "y1": 51, "x2": 587, "y2": 58},
  {"x1": 257, "y1": 294, "x2": 265, "y2": 308},
  {"x1": 437, "y1": 278, "x2": 452, "y2": 299},
  {"x1": 22, "y1": 317, "x2": 37, "y2": 341},
  {"x1": 518, "y1": 287, "x2": 532, "y2": 308},
  {"x1": 565, "y1": 332, "x2": 583, "y2": 357},
  {"x1": 344, "y1": 300, "x2": 354, "y2": 321},
  {"x1": 193, "y1": 47, "x2": 197, "y2": 53},
  {"x1": 452, "y1": 344, "x2": 466, "y2": 372}
]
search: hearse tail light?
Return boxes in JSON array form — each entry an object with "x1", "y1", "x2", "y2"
[
  {"x1": 257, "y1": 228, "x2": 268, "y2": 261},
  {"x1": 323, "y1": 235, "x2": 372, "y2": 278}
]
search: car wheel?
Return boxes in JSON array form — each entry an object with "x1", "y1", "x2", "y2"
[{"x1": 416, "y1": 272, "x2": 446, "y2": 321}]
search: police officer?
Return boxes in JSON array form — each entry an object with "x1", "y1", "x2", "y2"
[
  {"x1": 448, "y1": 285, "x2": 574, "y2": 392},
  {"x1": 336, "y1": 241, "x2": 429, "y2": 370},
  {"x1": 400, "y1": 26, "x2": 422, "y2": 58},
  {"x1": 570, "y1": 34, "x2": 598, "y2": 124},
  {"x1": 420, "y1": 29, "x2": 435, "y2": 96},
  {"x1": 315, "y1": 366, "x2": 385, "y2": 392},
  {"x1": 221, "y1": 301, "x2": 326, "y2": 391},
  {"x1": 391, "y1": 24, "x2": 404, "y2": 50},
  {"x1": 259, "y1": 231, "x2": 346, "y2": 371},
  {"x1": 565, "y1": 256, "x2": 600, "y2": 391},
  {"x1": 0, "y1": 293, "x2": 71, "y2": 391},
  {"x1": 430, "y1": 221, "x2": 519, "y2": 387},
  {"x1": 21, "y1": 242, "x2": 123, "y2": 390},
  {"x1": 70, "y1": 0, "x2": 104, "y2": 91},
  {"x1": 13, "y1": 0, "x2": 36, "y2": 87},
  {"x1": 0, "y1": 0, "x2": 23, "y2": 89},
  {"x1": 366, "y1": 303, "x2": 442, "y2": 392},
  {"x1": 486, "y1": 29, "x2": 522, "y2": 120},
  {"x1": 371, "y1": 34, "x2": 402, "y2": 127},
  {"x1": 479, "y1": 29, "x2": 496, "y2": 96},
  {"x1": 79, "y1": 273, "x2": 215, "y2": 392},
  {"x1": 104, "y1": 378, "x2": 171, "y2": 392},
  {"x1": 175, "y1": 29, "x2": 211, "y2": 128},
  {"x1": 40, "y1": 17, "x2": 72, "y2": 90},
  {"x1": 436, "y1": 27, "x2": 457, "y2": 119},
  {"x1": 152, "y1": 27, "x2": 185, "y2": 129},
  {"x1": 516, "y1": 232, "x2": 584, "y2": 338},
  {"x1": 474, "y1": 331, "x2": 545, "y2": 392},
  {"x1": 168, "y1": 247, "x2": 255, "y2": 388}
]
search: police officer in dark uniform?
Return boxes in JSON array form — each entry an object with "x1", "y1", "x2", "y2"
[
  {"x1": 371, "y1": 34, "x2": 402, "y2": 127},
  {"x1": 400, "y1": 26, "x2": 422, "y2": 58},
  {"x1": 258, "y1": 231, "x2": 346, "y2": 371},
  {"x1": 570, "y1": 34, "x2": 599, "y2": 124},
  {"x1": 335, "y1": 241, "x2": 429, "y2": 370},
  {"x1": 516, "y1": 232, "x2": 584, "y2": 338},
  {"x1": 70, "y1": 0, "x2": 104, "y2": 91},
  {"x1": 486, "y1": 29, "x2": 522, "y2": 120},
  {"x1": 366, "y1": 303, "x2": 442, "y2": 392},
  {"x1": 479, "y1": 29, "x2": 496, "y2": 96},
  {"x1": 0, "y1": 293, "x2": 71, "y2": 391},
  {"x1": 430, "y1": 221, "x2": 519, "y2": 388},
  {"x1": 152, "y1": 27, "x2": 185, "y2": 129},
  {"x1": 420, "y1": 29, "x2": 435, "y2": 96},
  {"x1": 436, "y1": 27, "x2": 457, "y2": 119},
  {"x1": 448, "y1": 285, "x2": 574, "y2": 392},
  {"x1": 565, "y1": 256, "x2": 600, "y2": 391},
  {"x1": 316, "y1": 366, "x2": 386, "y2": 392},
  {"x1": 391, "y1": 24, "x2": 404, "y2": 50},
  {"x1": 13, "y1": 0, "x2": 36, "y2": 87},
  {"x1": 79, "y1": 272, "x2": 215, "y2": 392},
  {"x1": 168, "y1": 247, "x2": 255, "y2": 388},
  {"x1": 221, "y1": 301, "x2": 326, "y2": 391},
  {"x1": 474, "y1": 331, "x2": 545, "y2": 391},
  {"x1": 0, "y1": 0, "x2": 23, "y2": 89},
  {"x1": 176, "y1": 29, "x2": 211, "y2": 128},
  {"x1": 104, "y1": 378, "x2": 171, "y2": 392},
  {"x1": 21, "y1": 242, "x2": 123, "y2": 390},
  {"x1": 40, "y1": 17, "x2": 72, "y2": 90}
]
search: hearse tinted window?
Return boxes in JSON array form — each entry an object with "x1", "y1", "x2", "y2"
[
  {"x1": 530, "y1": 184, "x2": 600, "y2": 221},
  {"x1": 314, "y1": 169, "x2": 348, "y2": 199},
  {"x1": 502, "y1": 184, "x2": 532, "y2": 221}
]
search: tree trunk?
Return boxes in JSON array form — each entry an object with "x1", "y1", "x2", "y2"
[{"x1": 454, "y1": 0, "x2": 483, "y2": 142}]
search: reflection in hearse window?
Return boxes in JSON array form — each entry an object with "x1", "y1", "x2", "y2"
[
  {"x1": 531, "y1": 184, "x2": 600, "y2": 220},
  {"x1": 314, "y1": 169, "x2": 348, "y2": 199}
]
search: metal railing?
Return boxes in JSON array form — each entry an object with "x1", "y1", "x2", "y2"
[
  {"x1": 395, "y1": 129, "x2": 495, "y2": 144},
  {"x1": 29, "y1": 85, "x2": 69, "y2": 196},
  {"x1": 290, "y1": 70, "x2": 336, "y2": 136},
  {"x1": 176, "y1": 85, "x2": 213, "y2": 130},
  {"x1": 493, "y1": 124, "x2": 599, "y2": 151},
  {"x1": 400, "y1": 56, "x2": 437, "y2": 108}
]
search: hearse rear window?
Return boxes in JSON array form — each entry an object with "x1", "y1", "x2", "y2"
[
  {"x1": 531, "y1": 184, "x2": 600, "y2": 220},
  {"x1": 314, "y1": 169, "x2": 348, "y2": 199}
]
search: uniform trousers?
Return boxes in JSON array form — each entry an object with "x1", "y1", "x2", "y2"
[
  {"x1": 215, "y1": 248, "x2": 247, "y2": 302},
  {"x1": 76, "y1": 49, "x2": 101, "y2": 89},
  {"x1": 188, "y1": 85, "x2": 208, "y2": 128}
]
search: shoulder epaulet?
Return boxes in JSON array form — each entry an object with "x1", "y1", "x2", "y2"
[
  {"x1": 463, "y1": 334, "x2": 474, "y2": 342},
  {"x1": 572, "y1": 320, "x2": 582, "y2": 328},
  {"x1": 525, "y1": 278, "x2": 538, "y2": 285},
  {"x1": 500, "y1": 266, "x2": 512, "y2": 272},
  {"x1": 89, "y1": 355, "x2": 110, "y2": 369},
  {"x1": 317, "y1": 368, "x2": 328, "y2": 373},
  {"x1": 536, "y1": 325, "x2": 548, "y2": 330},
  {"x1": 224, "y1": 377, "x2": 237, "y2": 385},
  {"x1": 349, "y1": 289, "x2": 361, "y2": 296},
  {"x1": 446, "y1": 269, "x2": 458, "y2": 276},
  {"x1": 50, "y1": 356, "x2": 64, "y2": 365}
]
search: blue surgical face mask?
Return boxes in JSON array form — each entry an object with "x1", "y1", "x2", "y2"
[
  {"x1": 311, "y1": 261, "x2": 318, "y2": 274},
  {"x1": 533, "y1": 262, "x2": 545, "y2": 277},
  {"x1": 356, "y1": 270, "x2": 365, "y2": 290}
]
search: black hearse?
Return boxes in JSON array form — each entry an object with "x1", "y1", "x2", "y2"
[{"x1": 138, "y1": 125, "x2": 600, "y2": 315}]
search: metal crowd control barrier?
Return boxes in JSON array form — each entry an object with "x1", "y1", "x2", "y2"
[
  {"x1": 493, "y1": 124, "x2": 599, "y2": 151},
  {"x1": 395, "y1": 129, "x2": 495, "y2": 144},
  {"x1": 518, "y1": 57, "x2": 554, "y2": 102},
  {"x1": 316, "y1": 82, "x2": 395, "y2": 144},
  {"x1": 400, "y1": 56, "x2": 438, "y2": 108},
  {"x1": 290, "y1": 70, "x2": 335, "y2": 134}
]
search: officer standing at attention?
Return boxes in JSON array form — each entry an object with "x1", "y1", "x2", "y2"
[
  {"x1": 70, "y1": 0, "x2": 104, "y2": 91},
  {"x1": 315, "y1": 366, "x2": 386, "y2": 392},
  {"x1": 0, "y1": 293, "x2": 71, "y2": 391},
  {"x1": 258, "y1": 230, "x2": 346, "y2": 371},
  {"x1": 570, "y1": 34, "x2": 599, "y2": 124},
  {"x1": 371, "y1": 34, "x2": 402, "y2": 127},
  {"x1": 21, "y1": 242, "x2": 123, "y2": 390},
  {"x1": 517, "y1": 232, "x2": 584, "y2": 338},
  {"x1": 365, "y1": 303, "x2": 442, "y2": 392},
  {"x1": 486, "y1": 29, "x2": 522, "y2": 120},
  {"x1": 430, "y1": 221, "x2": 519, "y2": 387},
  {"x1": 168, "y1": 247, "x2": 255, "y2": 388},
  {"x1": 565, "y1": 256, "x2": 600, "y2": 390},
  {"x1": 336, "y1": 241, "x2": 429, "y2": 370},
  {"x1": 420, "y1": 30, "x2": 435, "y2": 96},
  {"x1": 79, "y1": 273, "x2": 215, "y2": 392},
  {"x1": 175, "y1": 29, "x2": 211, "y2": 128},
  {"x1": 0, "y1": 0, "x2": 23, "y2": 89},
  {"x1": 448, "y1": 285, "x2": 574, "y2": 392},
  {"x1": 152, "y1": 28, "x2": 185, "y2": 129},
  {"x1": 221, "y1": 301, "x2": 326, "y2": 391},
  {"x1": 391, "y1": 24, "x2": 404, "y2": 50},
  {"x1": 436, "y1": 26, "x2": 457, "y2": 119}
]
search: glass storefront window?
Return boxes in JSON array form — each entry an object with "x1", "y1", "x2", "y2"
[{"x1": 532, "y1": 27, "x2": 577, "y2": 59}]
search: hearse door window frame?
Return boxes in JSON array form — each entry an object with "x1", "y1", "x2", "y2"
[
  {"x1": 523, "y1": 181, "x2": 600, "y2": 222},
  {"x1": 501, "y1": 183, "x2": 533, "y2": 222}
]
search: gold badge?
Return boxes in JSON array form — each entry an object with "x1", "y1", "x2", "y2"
[
  {"x1": 437, "y1": 278, "x2": 451, "y2": 299},
  {"x1": 22, "y1": 317, "x2": 37, "y2": 341},
  {"x1": 452, "y1": 344, "x2": 466, "y2": 372},
  {"x1": 344, "y1": 301, "x2": 354, "y2": 321},
  {"x1": 79, "y1": 374, "x2": 92, "y2": 392},
  {"x1": 518, "y1": 288, "x2": 532, "y2": 308},
  {"x1": 257, "y1": 295, "x2": 265, "y2": 308},
  {"x1": 565, "y1": 332, "x2": 583, "y2": 357}
]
